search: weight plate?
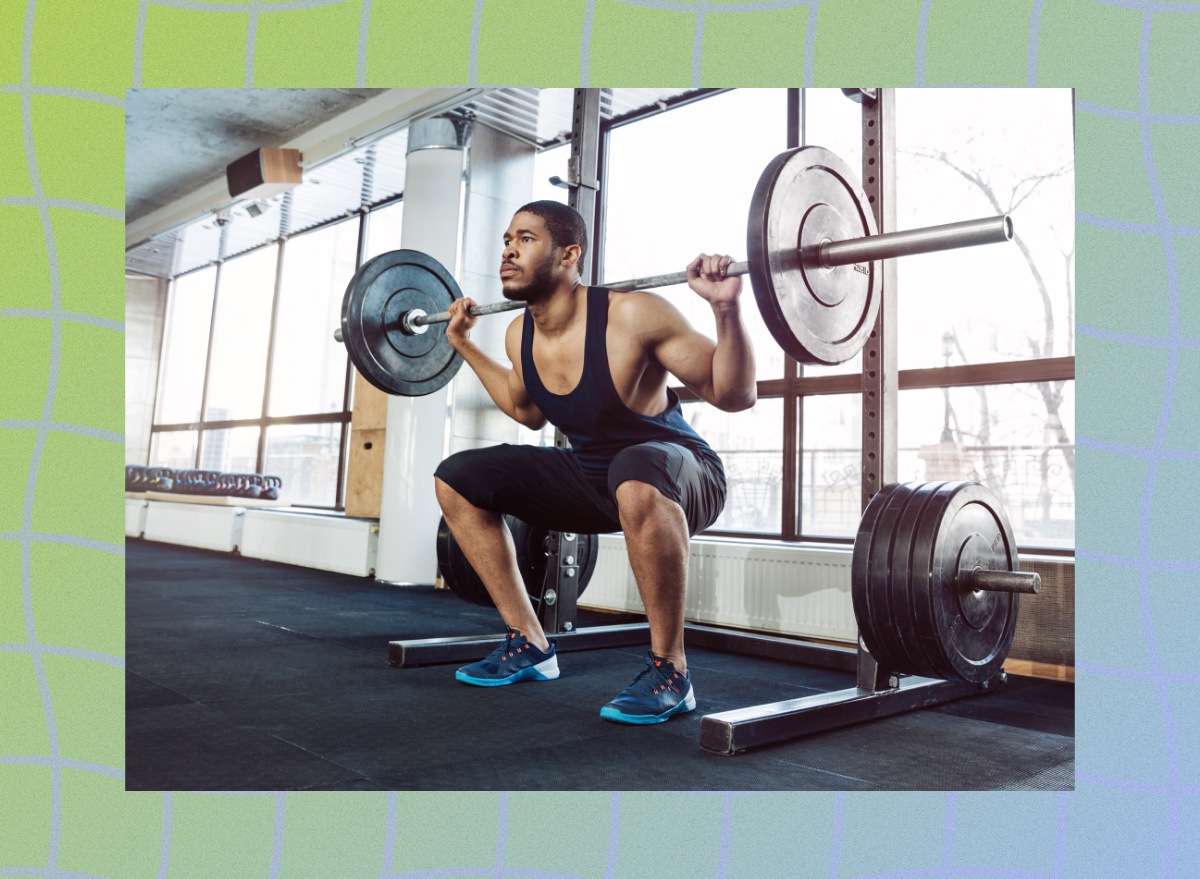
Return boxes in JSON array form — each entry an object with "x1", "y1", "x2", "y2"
[
  {"x1": 851, "y1": 482, "x2": 903, "y2": 668},
  {"x1": 747, "y1": 146, "x2": 880, "y2": 365},
  {"x1": 887, "y1": 482, "x2": 952, "y2": 679},
  {"x1": 910, "y1": 482, "x2": 1020, "y2": 683},
  {"x1": 340, "y1": 249, "x2": 465, "y2": 396},
  {"x1": 860, "y1": 482, "x2": 944, "y2": 679},
  {"x1": 436, "y1": 515, "x2": 598, "y2": 608}
]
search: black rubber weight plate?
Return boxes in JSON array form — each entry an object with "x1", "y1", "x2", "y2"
[
  {"x1": 340, "y1": 249, "x2": 464, "y2": 396},
  {"x1": 436, "y1": 515, "x2": 598, "y2": 608},
  {"x1": 851, "y1": 482, "x2": 903, "y2": 666},
  {"x1": 917, "y1": 482, "x2": 1020, "y2": 683}
]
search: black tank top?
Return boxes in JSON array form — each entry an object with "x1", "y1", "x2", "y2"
[{"x1": 521, "y1": 286, "x2": 721, "y2": 489}]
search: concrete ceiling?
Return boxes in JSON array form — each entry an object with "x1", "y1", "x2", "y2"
[{"x1": 124, "y1": 88, "x2": 387, "y2": 223}]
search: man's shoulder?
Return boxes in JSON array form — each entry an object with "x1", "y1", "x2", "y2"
[{"x1": 605, "y1": 288, "x2": 673, "y2": 322}]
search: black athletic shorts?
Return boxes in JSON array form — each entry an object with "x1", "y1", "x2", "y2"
[{"x1": 434, "y1": 441, "x2": 727, "y2": 537}]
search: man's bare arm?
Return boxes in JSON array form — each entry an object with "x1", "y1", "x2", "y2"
[
  {"x1": 641, "y1": 254, "x2": 757, "y2": 412},
  {"x1": 445, "y1": 302, "x2": 547, "y2": 430}
]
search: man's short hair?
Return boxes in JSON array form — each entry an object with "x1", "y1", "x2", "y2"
[{"x1": 515, "y1": 200, "x2": 588, "y2": 269}]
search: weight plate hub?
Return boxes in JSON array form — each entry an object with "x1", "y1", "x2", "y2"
[
  {"x1": 340, "y1": 249, "x2": 464, "y2": 396},
  {"x1": 916, "y1": 482, "x2": 1019, "y2": 683},
  {"x1": 852, "y1": 481, "x2": 1020, "y2": 684},
  {"x1": 748, "y1": 146, "x2": 880, "y2": 366}
]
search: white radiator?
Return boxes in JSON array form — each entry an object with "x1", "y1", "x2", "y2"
[
  {"x1": 582, "y1": 536, "x2": 858, "y2": 644},
  {"x1": 125, "y1": 498, "x2": 147, "y2": 538},
  {"x1": 143, "y1": 501, "x2": 244, "y2": 552},
  {"x1": 240, "y1": 511, "x2": 378, "y2": 577}
]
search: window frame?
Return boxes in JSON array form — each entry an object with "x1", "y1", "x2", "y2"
[
  {"x1": 595, "y1": 88, "x2": 1075, "y2": 553},
  {"x1": 147, "y1": 195, "x2": 403, "y2": 511}
]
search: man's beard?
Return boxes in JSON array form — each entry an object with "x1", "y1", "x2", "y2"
[{"x1": 501, "y1": 252, "x2": 557, "y2": 304}]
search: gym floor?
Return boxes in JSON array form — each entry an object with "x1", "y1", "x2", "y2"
[{"x1": 126, "y1": 539, "x2": 1074, "y2": 792}]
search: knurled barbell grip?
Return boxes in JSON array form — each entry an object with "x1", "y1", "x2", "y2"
[
  {"x1": 408, "y1": 262, "x2": 754, "y2": 328},
  {"x1": 966, "y1": 568, "x2": 1041, "y2": 595}
]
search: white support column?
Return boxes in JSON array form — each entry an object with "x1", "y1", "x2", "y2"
[{"x1": 375, "y1": 117, "x2": 468, "y2": 584}]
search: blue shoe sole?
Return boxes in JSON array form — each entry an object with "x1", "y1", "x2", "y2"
[
  {"x1": 599, "y1": 693, "x2": 696, "y2": 725},
  {"x1": 455, "y1": 665, "x2": 558, "y2": 687}
]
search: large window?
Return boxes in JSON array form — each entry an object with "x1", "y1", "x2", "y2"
[
  {"x1": 599, "y1": 88, "x2": 1074, "y2": 550},
  {"x1": 602, "y1": 89, "x2": 793, "y2": 537},
  {"x1": 204, "y1": 246, "x2": 277, "y2": 422},
  {"x1": 603, "y1": 88, "x2": 788, "y2": 382},
  {"x1": 153, "y1": 266, "x2": 216, "y2": 425},
  {"x1": 149, "y1": 209, "x2": 379, "y2": 509},
  {"x1": 269, "y1": 220, "x2": 356, "y2": 417}
]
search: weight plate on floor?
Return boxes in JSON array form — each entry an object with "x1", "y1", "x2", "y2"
[
  {"x1": 910, "y1": 482, "x2": 1020, "y2": 683},
  {"x1": 851, "y1": 482, "x2": 903, "y2": 667},
  {"x1": 340, "y1": 249, "x2": 464, "y2": 396},
  {"x1": 858, "y1": 482, "x2": 943, "y2": 679},
  {"x1": 747, "y1": 146, "x2": 880, "y2": 365},
  {"x1": 436, "y1": 515, "x2": 598, "y2": 608},
  {"x1": 888, "y1": 481, "x2": 953, "y2": 679}
]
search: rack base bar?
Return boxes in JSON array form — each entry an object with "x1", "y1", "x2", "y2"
[
  {"x1": 388, "y1": 622, "x2": 651, "y2": 667},
  {"x1": 683, "y1": 624, "x2": 857, "y2": 672},
  {"x1": 388, "y1": 621, "x2": 858, "y2": 670},
  {"x1": 699, "y1": 673, "x2": 1005, "y2": 756}
]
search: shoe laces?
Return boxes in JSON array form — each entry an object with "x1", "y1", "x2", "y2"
[
  {"x1": 487, "y1": 628, "x2": 545, "y2": 662},
  {"x1": 625, "y1": 654, "x2": 681, "y2": 697},
  {"x1": 486, "y1": 628, "x2": 520, "y2": 662}
]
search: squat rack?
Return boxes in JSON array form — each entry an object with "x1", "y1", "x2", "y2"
[{"x1": 389, "y1": 88, "x2": 1002, "y2": 755}]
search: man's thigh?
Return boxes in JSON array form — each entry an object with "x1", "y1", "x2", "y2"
[
  {"x1": 434, "y1": 444, "x2": 622, "y2": 534},
  {"x1": 607, "y1": 441, "x2": 727, "y2": 536}
]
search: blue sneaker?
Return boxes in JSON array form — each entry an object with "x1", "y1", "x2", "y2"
[
  {"x1": 455, "y1": 628, "x2": 559, "y2": 686},
  {"x1": 599, "y1": 652, "x2": 696, "y2": 724}
]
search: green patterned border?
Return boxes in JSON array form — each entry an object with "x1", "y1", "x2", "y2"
[{"x1": 2, "y1": 1, "x2": 1197, "y2": 877}]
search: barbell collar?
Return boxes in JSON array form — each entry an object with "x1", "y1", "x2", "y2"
[
  {"x1": 966, "y1": 568, "x2": 1041, "y2": 595},
  {"x1": 819, "y1": 215, "x2": 1012, "y2": 269},
  {"x1": 411, "y1": 297, "x2": 526, "y2": 328}
]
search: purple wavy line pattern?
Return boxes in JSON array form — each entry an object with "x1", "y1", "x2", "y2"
[{"x1": 4, "y1": 0, "x2": 1197, "y2": 875}]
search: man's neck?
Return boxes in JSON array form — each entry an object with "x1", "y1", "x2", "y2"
[{"x1": 528, "y1": 278, "x2": 587, "y2": 337}]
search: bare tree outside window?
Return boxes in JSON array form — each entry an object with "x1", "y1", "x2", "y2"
[{"x1": 896, "y1": 89, "x2": 1074, "y2": 548}]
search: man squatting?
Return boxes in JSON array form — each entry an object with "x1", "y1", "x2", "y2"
[{"x1": 434, "y1": 200, "x2": 756, "y2": 724}]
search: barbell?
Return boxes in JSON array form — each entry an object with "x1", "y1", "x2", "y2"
[{"x1": 334, "y1": 146, "x2": 1014, "y2": 396}]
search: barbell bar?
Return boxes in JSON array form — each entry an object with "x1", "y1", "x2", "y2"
[
  {"x1": 335, "y1": 146, "x2": 1018, "y2": 395},
  {"x1": 371, "y1": 214, "x2": 1013, "y2": 338},
  {"x1": 966, "y1": 568, "x2": 1040, "y2": 595},
  {"x1": 333, "y1": 214, "x2": 1011, "y2": 343}
]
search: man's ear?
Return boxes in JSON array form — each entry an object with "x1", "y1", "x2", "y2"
[{"x1": 561, "y1": 243, "x2": 582, "y2": 269}]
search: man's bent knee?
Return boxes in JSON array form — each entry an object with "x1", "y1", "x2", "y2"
[{"x1": 615, "y1": 480, "x2": 680, "y2": 526}]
